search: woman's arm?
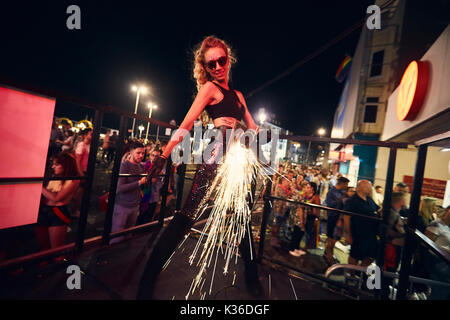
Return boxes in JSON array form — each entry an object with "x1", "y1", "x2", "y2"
[
  {"x1": 41, "y1": 180, "x2": 80, "y2": 202},
  {"x1": 234, "y1": 90, "x2": 257, "y2": 131},
  {"x1": 162, "y1": 82, "x2": 216, "y2": 159}
]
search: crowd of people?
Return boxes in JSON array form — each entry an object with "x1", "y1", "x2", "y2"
[{"x1": 268, "y1": 161, "x2": 450, "y2": 298}]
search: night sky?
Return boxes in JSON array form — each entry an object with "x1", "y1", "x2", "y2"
[{"x1": 0, "y1": 1, "x2": 376, "y2": 135}]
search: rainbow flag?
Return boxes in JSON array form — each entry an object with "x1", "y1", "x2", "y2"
[{"x1": 335, "y1": 55, "x2": 352, "y2": 83}]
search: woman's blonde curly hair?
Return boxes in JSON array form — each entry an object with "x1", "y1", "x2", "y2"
[{"x1": 193, "y1": 35, "x2": 237, "y2": 124}]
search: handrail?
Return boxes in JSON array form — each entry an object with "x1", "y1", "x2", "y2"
[
  {"x1": 414, "y1": 229, "x2": 450, "y2": 265},
  {"x1": 266, "y1": 195, "x2": 383, "y2": 222},
  {"x1": 325, "y1": 264, "x2": 450, "y2": 288},
  {"x1": 0, "y1": 176, "x2": 87, "y2": 183},
  {"x1": 278, "y1": 134, "x2": 408, "y2": 148}
]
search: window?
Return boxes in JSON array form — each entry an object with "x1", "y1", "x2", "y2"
[
  {"x1": 366, "y1": 97, "x2": 379, "y2": 103},
  {"x1": 370, "y1": 50, "x2": 384, "y2": 77},
  {"x1": 364, "y1": 105, "x2": 378, "y2": 123}
]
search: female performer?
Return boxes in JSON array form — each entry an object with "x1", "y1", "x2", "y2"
[{"x1": 137, "y1": 35, "x2": 262, "y2": 299}]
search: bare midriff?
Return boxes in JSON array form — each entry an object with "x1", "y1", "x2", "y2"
[{"x1": 213, "y1": 117, "x2": 239, "y2": 129}]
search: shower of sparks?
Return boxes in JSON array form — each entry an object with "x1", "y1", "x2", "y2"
[
  {"x1": 184, "y1": 140, "x2": 277, "y2": 297},
  {"x1": 268, "y1": 274, "x2": 272, "y2": 298},
  {"x1": 289, "y1": 278, "x2": 298, "y2": 300}
]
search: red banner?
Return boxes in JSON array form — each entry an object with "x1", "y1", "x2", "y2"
[{"x1": 403, "y1": 175, "x2": 446, "y2": 199}]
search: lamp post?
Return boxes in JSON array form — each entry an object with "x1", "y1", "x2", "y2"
[
  {"x1": 306, "y1": 127, "x2": 326, "y2": 166},
  {"x1": 131, "y1": 85, "x2": 147, "y2": 139},
  {"x1": 138, "y1": 125, "x2": 145, "y2": 139},
  {"x1": 145, "y1": 103, "x2": 157, "y2": 143}
]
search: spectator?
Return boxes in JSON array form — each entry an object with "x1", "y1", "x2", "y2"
[
  {"x1": 424, "y1": 206, "x2": 450, "y2": 299},
  {"x1": 385, "y1": 192, "x2": 406, "y2": 272},
  {"x1": 60, "y1": 130, "x2": 75, "y2": 152},
  {"x1": 137, "y1": 148, "x2": 165, "y2": 225},
  {"x1": 302, "y1": 181, "x2": 321, "y2": 250},
  {"x1": 75, "y1": 128, "x2": 92, "y2": 176},
  {"x1": 35, "y1": 152, "x2": 80, "y2": 255},
  {"x1": 72, "y1": 128, "x2": 92, "y2": 218},
  {"x1": 110, "y1": 141, "x2": 146, "y2": 244},
  {"x1": 107, "y1": 131, "x2": 118, "y2": 164},
  {"x1": 323, "y1": 176, "x2": 349, "y2": 265},
  {"x1": 334, "y1": 186, "x2": 356, "y2": 243},
  {"x1": 48, "y1": 120, "x2": 64, "y2": 158},
  {"x1": 271, "y1": 176, "x2": 291, "y2": 248},
  {"x1": 373, "y1": 185, "x2": 384, "y2": 208},
  {"x1": 102, "y1": 129, "x2": 111, "y2": 162},
  {"x1": 344, "y1": 180, "x2": 380, "y2": 267},
  {"x1": 318, "y1": 171, "x2": 329, "y2": 203},
  {"x1": 418, "y1": 197, "x2": 437, "y2": 233},
  {"x1": 394, "y1": 182, "x2": 410, "y2": 217}
]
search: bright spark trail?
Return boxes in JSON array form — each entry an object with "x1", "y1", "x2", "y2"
[{"x1": 184, "y1": 140, "x2": 275, "y2": 297}]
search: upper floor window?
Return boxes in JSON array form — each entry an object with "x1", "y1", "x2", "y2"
[{"x1": 370, "y1": 50, "x2": 384, "y2": 77}]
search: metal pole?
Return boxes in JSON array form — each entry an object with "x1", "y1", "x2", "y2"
[
  {"x1": 306, "y1": 140, "x2": 311, "y2": 165},
  {"x1": 159, "y1": 156, "x2": 173, "y2": 225},
  {"x1": 258, "y1": 174, "x2": 273, "y2": 261},
  {"x1": 102, "y1": 115, "x2": 127, "y2": 245},
  {"x1": 397, "y1": 145, "x2": 428, "y2": 300},
  {"x1": 131, "y1": 89, "x2": 140, "y2": 139},
  {"x1": 175, "y1": 163, "x2": 186, "y2": 211},
  {"x1": 375, "y1": 146, "x2": 397, "y2": 300},
  {"x1": 156, "y1": 125, "x2": 160, "y2": 142},
  {"x1": 145, "y1": 106, "x2": 153, "y2": 142},
  {"x1": 76, "y1": 110, "x2": 103, "y2": 251}
]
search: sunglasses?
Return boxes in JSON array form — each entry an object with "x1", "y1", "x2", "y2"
[{"x1": 205, "y1": 56, "x2": 227, "y2": 70}]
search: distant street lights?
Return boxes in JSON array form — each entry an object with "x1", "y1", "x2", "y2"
[
  {"x1": 306, "y1": 127, "x2": 327, "y2": 165},
  {"x1": 131, "y1": 85, "x2": 148, "y2": 138},
  {"x1": 145, "y1": 103, "x2": 157, "y2": 142},
  {"x1": 138, "y1": 125, "x2": 145, "y2": 139},
  {"x1": 258, "y1": 108, "x2": 267, "y2": 125}
]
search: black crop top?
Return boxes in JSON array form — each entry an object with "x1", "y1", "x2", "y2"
[{"x1": 205, "y1": 82, "x2": 245, "y2": 121}]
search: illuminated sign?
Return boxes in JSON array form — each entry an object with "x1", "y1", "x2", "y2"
[{"x1": 396, "y1": 60, "x2": 429, "y2": 121}]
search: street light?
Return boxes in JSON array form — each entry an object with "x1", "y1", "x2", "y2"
[
  {"x1": 138, "y1": 125, "x2": 145, "y2": 139},
  {"x1": 131, "y1": 85, "x2": 148, "y2": 139},
  {"x1": 145, "y1": 103, "x2": 157, "y2": 142},
  {"x1": 258, "y1": 109, "x2": 267, "y2": 125},
  {"x1": 306, "y1": 127, "x2": 327, "y2": 166}
]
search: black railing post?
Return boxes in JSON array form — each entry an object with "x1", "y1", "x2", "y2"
[
  {"x1": 258, "y1": 174, "x2": 273, "y2": 261},
  {"x1": 159, "y1": 156, "x2": 173, "y2": 225},
  {"x1": 175, "y1": 163, "x2": 186, "y2": 211},
  {"x1": 375, "y1": 146, "x2": 397, "y2": 299},
  {"x1": 76, "y1": 110, "x2": 103, "y2": 251},
  {"x1": 397, "y1": 145, "x2": 428, "y2": 300},
  {"x1": 102, "y1": 115, "x2": 127, "y2": 245}
]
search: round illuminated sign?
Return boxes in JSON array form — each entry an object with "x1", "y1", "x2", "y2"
[{"x1": 396, "y1": 60, "x2": 429, "y2": 121}]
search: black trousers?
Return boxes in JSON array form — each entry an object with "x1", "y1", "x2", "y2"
[
  {"x1": 137, "y1": 162, "x2": 258, "y2": 299},
  {"x1": 289, "y1": 225, "x2": 305, "y2": 251}
]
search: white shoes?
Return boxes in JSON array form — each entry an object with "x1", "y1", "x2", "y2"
[{"x1": 289, "y1": 249, "x2": 307, "y2": 257}]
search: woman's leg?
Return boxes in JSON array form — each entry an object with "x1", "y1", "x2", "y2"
[
  {"x1": 137, "y1": 164, "x2": 216, "y2": 299},
  {"x1": 48, "y1": 225, "x2": 67, "y2": 248},
  {"x1": 34, "y1": 226, "x2": 51, "y2": 251}
]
